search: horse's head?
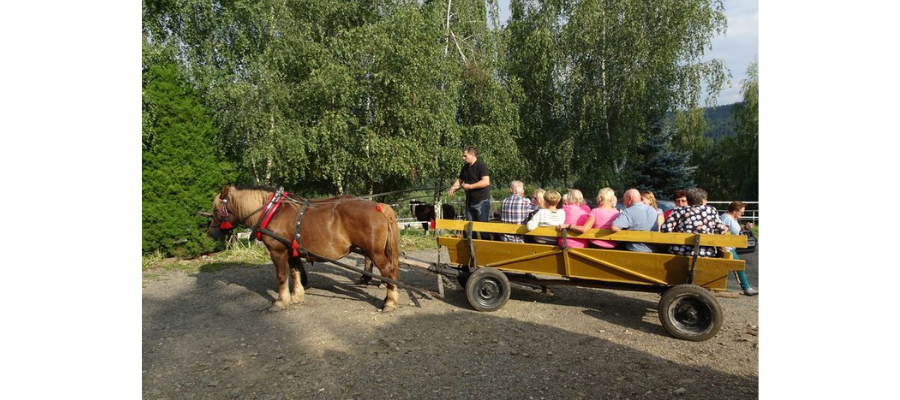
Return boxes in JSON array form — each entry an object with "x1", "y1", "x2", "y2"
[{"x1": 207, "y1": 185, "x2": 238, "y2": 241}]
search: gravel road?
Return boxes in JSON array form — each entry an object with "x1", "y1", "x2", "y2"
[{"x1": 142, "y1": 247, "x2": 759, "y2": 399}]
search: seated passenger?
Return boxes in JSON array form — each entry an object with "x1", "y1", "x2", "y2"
[
  {"x1": 611, "y1": 188, "x2": 659, "y2": 253},
  {"x1": 640, "y1": 190, "x2": 665, "y2": 231},
  {"x1": 499, "y1": 180, "x2": 531, "y2": 243},
  {"x1": 557, "y1": 189, "x2": 590, "y2": 248},
  {"x1": 664, "y1": 189, "x2": 688, "y2": 220},
  {"x1": 721, "y1": 201, "x2": 758, "y2": 295},
  {"x1": 526, "y1": 190, "x2": 565, "y2": 245},
  {"x1": 660, "y1": 188, "x2": 727, "y2": 257},
  {"x1": 559, "y1": 187, "x2": 621, "y2": 249}
]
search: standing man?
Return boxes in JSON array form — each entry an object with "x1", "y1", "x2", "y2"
[
  {"x1": 448, "y1": 146, "x2": 492, "y2": 240},
  {"x1": 500, "y1": 180, "x2": 530, "y2": 242},
  {"x1": 611, "y1": 188, "x2": 659, "y2": 252}
]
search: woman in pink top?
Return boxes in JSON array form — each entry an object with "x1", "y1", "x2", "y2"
[
  {"x1": 560, "y1": 187, "x2": 620, "y2": 249},
  {"x1": 588, "y1": 188, "x2": 621, "y2": 248},
  {"x1": 558, "y1": 189, "x2": 590, "y2": 247}
]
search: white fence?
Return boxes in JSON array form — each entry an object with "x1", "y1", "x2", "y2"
[
  {"x1": 395, "y1": 200, "x2": 760, "y2": 228},
  {"x1": 707, "y1": 201, "x2": 759, "y2": 225}
]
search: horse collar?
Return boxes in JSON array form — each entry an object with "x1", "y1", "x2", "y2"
[{"x1": 254, "y1": 188, "x2": 289, "y2": 241}]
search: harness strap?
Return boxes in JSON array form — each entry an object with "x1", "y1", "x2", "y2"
[
  {"x1": 257, "y1": 227, "x2": 294, "y2": 249},
  {"x1": 254, "y1": 188, "x2": 287, "y2": 241},
  {"x1": 293, "y1": 202, "x2": 310, "y2": 257}
]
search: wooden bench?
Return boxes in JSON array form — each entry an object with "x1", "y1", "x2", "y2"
[{"x1": 435, "y1": 219, "x2": 747, "y2": 292}]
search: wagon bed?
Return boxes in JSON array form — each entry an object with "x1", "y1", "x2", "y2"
[{"x1": 433, "y1": 219, "x2": 748, "y2": 341}]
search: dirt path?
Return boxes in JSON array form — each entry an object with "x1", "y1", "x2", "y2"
[{"x1": 142, "y1": 248, "x2": 759, "y2": 399}]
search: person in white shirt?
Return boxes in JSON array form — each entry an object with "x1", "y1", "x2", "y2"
[{"x1": 526, "y1": 190, "x2": 566, "y2": 245}]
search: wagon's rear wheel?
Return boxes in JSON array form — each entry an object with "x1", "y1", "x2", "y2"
[
  {"x1": 658, "y1": 284, "x2": 722, "y2": 341},
  {"x1": 465, "y1": 268, "x2": 510, "y2": 312}
]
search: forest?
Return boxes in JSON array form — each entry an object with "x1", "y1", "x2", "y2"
[{"x1": 142, "y1": 0, "x2": 758, "y2": 257}]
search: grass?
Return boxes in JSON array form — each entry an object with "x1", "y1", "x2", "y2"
[
  {"x1": 399, "y1": 228, "x2": 440, "y2": 251},
  {"x1": 142, "y1": 239, "x2": 270, "y2": 274},
  {"x1": 143, "y1": 230, "x2": 438, "y2": 274}
]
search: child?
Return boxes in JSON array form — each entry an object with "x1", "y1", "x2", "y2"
[{"x1": 526, "y1": 190, "x2": 566, "y2": 245}]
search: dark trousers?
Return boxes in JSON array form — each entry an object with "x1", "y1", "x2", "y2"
[{"x1": 464, "y1": 199, "x2": 492, "y2": 240}]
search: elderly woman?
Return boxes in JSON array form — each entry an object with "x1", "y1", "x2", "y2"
[
  {"x1": 559, "y1": 187, "x2": 620, "y2": 249},
  {"x1": 558, "y1": 189, "x2": 590, "y2": 248}
]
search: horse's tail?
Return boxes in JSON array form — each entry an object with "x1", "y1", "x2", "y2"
[{"x1": 378, "y1": 203, "x2": 400, "y2": 277}]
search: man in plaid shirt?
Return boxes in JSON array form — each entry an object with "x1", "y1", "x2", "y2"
[
  {"x1": 500, "y1": 180, "x2": 530, "y2": 242},
  {"x1": 660, "y1": 187, "x2": 727, "y2": 257}
]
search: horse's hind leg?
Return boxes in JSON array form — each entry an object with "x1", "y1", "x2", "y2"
[
  {"x1": 289, "y1": 257, "x2": 308, "y2": 304},
  {"x1": 370, "y1": 253, "x2": 400, "y2": 312}
]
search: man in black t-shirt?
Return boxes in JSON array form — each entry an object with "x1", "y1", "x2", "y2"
[{"x1": 447, "y1": 146, "x2": 492, "y2": 240}]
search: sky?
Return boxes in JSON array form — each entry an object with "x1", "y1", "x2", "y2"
[{"x1": 497, "y1": 0, "x2": 759, "y2": 105}]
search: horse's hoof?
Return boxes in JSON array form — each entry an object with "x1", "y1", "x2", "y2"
[
  {"x1": 382, "y1": 304, "x2": 397, "y2": 313},
  {"x1": 268, "y1": 301, "x2": 287, "y2": 312},
  {"x1": 291, "y1": 295, "x2": 305, "y2": 304}
]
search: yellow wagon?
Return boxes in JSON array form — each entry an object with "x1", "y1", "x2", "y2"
[{"x1": 433, "y1": 219, "x2": 748, "y2": 341}]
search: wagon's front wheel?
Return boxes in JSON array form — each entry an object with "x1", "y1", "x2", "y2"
[
  {"x1": 658, "y1": 284, "x2": 722, "y2": 341},
  {"x1": 465, "y1": 268, "x2": 510, "y2": 312}
]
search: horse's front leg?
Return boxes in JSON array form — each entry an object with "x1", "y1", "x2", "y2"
[
  {"x1": 268, "y1": 247, "x2": 292, "y2": 312},
  {"x1": 289, "y1": 257, "x2": 308, "y2": 304}
]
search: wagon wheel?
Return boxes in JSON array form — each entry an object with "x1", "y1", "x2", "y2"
[
  {"x1": 465, "y1": 268, "x2": 511, "y2": 312},
  {"x1": 658, "y1": 284, "x2": 723, "y2": 341}
]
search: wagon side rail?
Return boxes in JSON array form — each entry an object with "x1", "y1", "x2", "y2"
[
  {"x1": 434, "y1": 219, "x2": 748, "y2": 249},
  {"x1": 433, "y1": 219, "x2": 746, "y2": 292}
]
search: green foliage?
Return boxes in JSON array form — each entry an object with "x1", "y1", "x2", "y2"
[
  {"x1": 684, "y1": 60, "x2": 758, "y2": 200},
  {"x1": 141, "y1": 1, "x2": 757, "y2": 260},
  {"x1": 508, "y1": 0, "x2": 728, "y2": 192},
  {"x1": 142, "y1": 62, "x2": 238, "y2": 257}
]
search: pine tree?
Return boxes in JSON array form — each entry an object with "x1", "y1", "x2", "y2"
[{"x1": 633, "y1": 117, "x2": 696, "y2": 200}]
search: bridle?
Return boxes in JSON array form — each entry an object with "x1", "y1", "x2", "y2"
[
  {"x1": 217, "y1": 196, "x2": 234, "y2": 230},
  {"x1": 214, "y1": 193, "x2": 265, "y2": 232}
]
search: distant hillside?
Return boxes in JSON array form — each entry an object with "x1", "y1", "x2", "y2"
[{"x1": 704, "y1": 103, "x2": 735, "y2": 140}]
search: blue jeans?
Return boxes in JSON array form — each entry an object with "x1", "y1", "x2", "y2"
[
  {"x1": 730, "y1": 248, "x2": 752, "y2": 290},
  {"x1": 465, "y1": 199, "x2": 492, "y2": 240}
]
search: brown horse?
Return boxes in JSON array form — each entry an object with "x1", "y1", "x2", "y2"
[{"x1": 207, "y1": 186, "x2": 400, "y2": 312}]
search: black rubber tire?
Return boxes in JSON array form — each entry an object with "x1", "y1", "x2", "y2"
[
  {"x1": 658, "y1": 284, "x2": 723, "y2": 341},
  {"x1": 465, "y1": 268, "x2": 511, "y2": 312}
]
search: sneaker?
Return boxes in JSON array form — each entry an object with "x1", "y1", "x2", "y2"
[{"x1": 743, "y1": 287, "x2": 759, "y2": 296}]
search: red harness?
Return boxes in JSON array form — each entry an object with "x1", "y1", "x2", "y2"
[{"x1": 256, "y1": 191, "x2": 290, "y2": 241}]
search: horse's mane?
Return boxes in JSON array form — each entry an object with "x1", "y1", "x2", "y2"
[
  {"x1": 234, "y1": 185, "x2": 280, "y2": 193},
  {"x1": 231, "y1": 185, "x2": 306, "y2": 202}
]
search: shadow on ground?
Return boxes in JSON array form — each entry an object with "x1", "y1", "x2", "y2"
[{"x1": 143, "y1": 258, "x2": 758, "y2": 399}]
